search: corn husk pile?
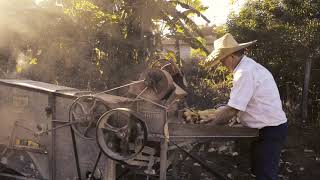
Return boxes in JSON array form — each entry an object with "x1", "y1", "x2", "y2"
[{"x1": 183, "y1": 108, "x2": 217, "y2": 124}]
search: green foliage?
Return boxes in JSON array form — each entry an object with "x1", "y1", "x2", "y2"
[
  {"x1": 0, "y1": 0, "x2": 210, "y2": 93},
  {"x1": 186, "y1": 37, "x2": 233, "y2": 109},
  {"x1": 184, "y1": 61, "x2": 232, "y2": 109}
]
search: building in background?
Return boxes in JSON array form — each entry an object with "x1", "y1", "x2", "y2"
[{"x1": 162, "y1": 26, "x2": 217, "y2": 62}]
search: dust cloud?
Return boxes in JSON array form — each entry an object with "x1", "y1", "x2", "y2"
[{"x1": 0, "y1": 1, "x2": 156, "y2": 92}]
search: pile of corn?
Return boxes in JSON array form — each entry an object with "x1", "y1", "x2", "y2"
[{"x1": 183, "y1": 108, "x2": 216, "y2": 124}]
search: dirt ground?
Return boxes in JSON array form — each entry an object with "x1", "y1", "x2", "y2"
[
  {"x1": 121, "y1": 126, "x2": 320, "y2": 180},
  {"x1": 1, "y1": 127, "x2": 319, "y2": 180},
  {"x1": 121, "y1": 126, "x2": 318, "y2": 180},
  {"x1": 163, "y1": 126, "x2": 320, "y2": 180}
]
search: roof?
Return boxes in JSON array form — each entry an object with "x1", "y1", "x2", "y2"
[{"x1": 0, "y1": 79, "x2": 85, "y2": 96}]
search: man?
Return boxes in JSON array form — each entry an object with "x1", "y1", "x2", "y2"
[{"x1": 188, "y1": 33, "x2": 288, "y2": 180}]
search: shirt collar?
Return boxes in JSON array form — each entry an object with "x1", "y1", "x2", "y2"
[{"x1": 233, "y1": 55, "x2": 247, "y2": 73}]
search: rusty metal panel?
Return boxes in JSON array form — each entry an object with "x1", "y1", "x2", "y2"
[
  {"x1": 0, "y1": 80, "x2": 109, "y2": 180},
  {"x1": 54, "y1": 95, "x2": 107, "y2": 180},
  {"x1": 94, "y1": 94, "x2": 134, "y2": 107},
  {"x1": 0, "y1": 79, "x2": 76, "y2": 93},
  {"x1": 0, "y1": 81, "x2": 51, "y2": 179},
  {"x1": 137, "y1": 101, "x2": 166, "y2": 135}
]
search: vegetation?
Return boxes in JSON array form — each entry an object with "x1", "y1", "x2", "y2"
[
  {"x1": 0, "y1": 0, "x2": 210, "y2": 90},
  {"x1": 0, "y1": 0, "x2": 232, "y2": 110},
  {"x1": 0, "y1": 0, "x2": 319, "y2": 125}
]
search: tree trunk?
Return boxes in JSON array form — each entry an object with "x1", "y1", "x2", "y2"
[
  {"x1": 175, "y1": 39, "x2": 182, "y2": 68},
  {"x1": 302, "y1": 58, "x2": 312, "y2": 125}
]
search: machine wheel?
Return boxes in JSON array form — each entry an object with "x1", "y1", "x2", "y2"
[
  {"x1": 96, "y1": 108, "x2": 148, "y2": 161},
  {"x1": 69, "y1": 95, "x2": 109, "y2": 140}
]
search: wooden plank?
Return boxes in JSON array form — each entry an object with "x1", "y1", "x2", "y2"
[
  {"x1": 168, "y1": 123, "x2": 258, "y2": 138},
  {"x1": 159, "y1": 139, "x2": 168, "y2": 180},
  {"x1": 302, "y1": 58, "x2": 312, "y2": 124}
]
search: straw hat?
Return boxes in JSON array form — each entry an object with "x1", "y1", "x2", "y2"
[{"x1": 205, "y1": 33, "x2": 257, "y2": 68}]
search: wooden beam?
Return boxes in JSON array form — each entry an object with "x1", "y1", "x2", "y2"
[
  {"x1": 168, "y1": 123, "x2": 258, "y2": 138},
  {"x1": 302, "y1": 58, "x2": 312, "y2": 124}
]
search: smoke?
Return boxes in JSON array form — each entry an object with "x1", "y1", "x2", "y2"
[
  {"x1": 0, "y1": 1, "x2": 63, "y2": 78},
  {"x1": 0, "y1": 1, "x2": 44, "y2": 40},
  {"x1": 0, "y1": 0, "x2": 155, "y2": 91},
  {"x1": 0, "y1": 0, "x2": 95, "y2": 86}
]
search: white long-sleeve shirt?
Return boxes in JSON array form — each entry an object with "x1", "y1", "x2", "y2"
[{"x1": 227, "y1": 56, "x2": 287, "y2": 129}]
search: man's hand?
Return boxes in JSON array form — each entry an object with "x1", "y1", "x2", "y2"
[
  {"x1": 183, "y1": 106, "x2": 239, "y2": 125},
  {"x1": 203, "y1": 106, "x2": 239, "y2": 125}
]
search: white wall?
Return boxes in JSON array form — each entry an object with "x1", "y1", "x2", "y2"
[{"x1": 162, "y1": 35, "x2": 216, "y2": 62}]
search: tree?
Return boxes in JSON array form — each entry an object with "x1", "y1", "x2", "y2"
[{"x1": 0, "y1": 0, "x2": 211, "y2": 92}]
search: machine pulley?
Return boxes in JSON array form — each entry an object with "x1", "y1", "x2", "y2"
[
  {"x1": 69, "y1": 95, "x2": 110, "y2": 140},
  {"x1": 129, "y1": 69, "x2": 175, "y2": 101},
  {"x1": 96, "y1": 108, "x2": 148, "y2": 161}
]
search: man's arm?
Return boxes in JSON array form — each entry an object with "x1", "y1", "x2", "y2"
[{"x1": 199, "y1": 105, "x2": 239, "y2": 125}]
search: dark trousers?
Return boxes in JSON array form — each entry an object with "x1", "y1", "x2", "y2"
[{"x1": 251, "y1": 122, "x2": 288, "y2": 180}]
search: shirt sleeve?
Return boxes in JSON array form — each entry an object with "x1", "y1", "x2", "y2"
[{"x1": 227, "y1": 70, "x2": 254, "y2": 111}]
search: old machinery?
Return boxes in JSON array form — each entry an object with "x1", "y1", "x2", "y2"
[
  {"x1": 96, "y1": 108, "x2": 148, "y2": 161},
  {"x1": 129, "y1": 69, "x2": 175, "y2": 101},
  {"x1": 69, "y1": 95, "x2": 110, "y2": 140},
  {"x1": 0, "y1": 68, "x2": 258, "y2": 180}
]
